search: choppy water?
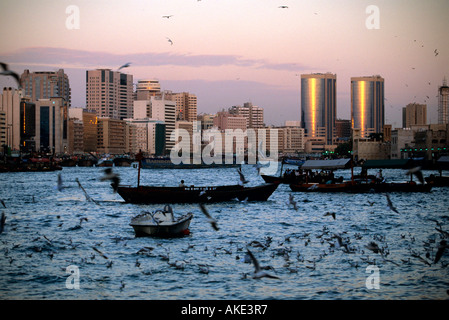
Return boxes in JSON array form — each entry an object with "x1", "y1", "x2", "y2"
[{"x1": 1, "y1": 164, "x2": 448, "y2": 300}]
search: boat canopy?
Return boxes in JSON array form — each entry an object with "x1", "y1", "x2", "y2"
[
  {"x1": 361, "y1": 159, "x2": 412, "y2": 169},
  {"x1": 301, "y1": 158, "x2": 351, "y2": 170},
  {"x1": 437, "y1": 156, "x2": 449, "y2": 164}
]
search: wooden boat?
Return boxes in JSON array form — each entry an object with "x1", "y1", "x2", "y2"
[
  {"x1": 117, "y1": 183, "x2": 279, "y2": 204},
  {"x1": 290, "y1": 180, "x2": 432, "y2": 193},
  {"x1": 130, "y1": 206, "x2": 193, "y2": 237},
  {"x1": 289, "y1": 158, "x2": 432, "y2": 193},
  {"x1": 117, "y1": 151, "x2": 279, "y2": 204}
]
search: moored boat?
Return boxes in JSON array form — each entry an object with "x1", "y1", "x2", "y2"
[
  {"x1": 117, "y1": 183, "x2": 279, "y2": 204},
  {"x1": 130, "y1": 206, "x2": 193, "y2": 237},
  {"x1": 289, "y1": 158, "x2": 432, "y2": 193}
]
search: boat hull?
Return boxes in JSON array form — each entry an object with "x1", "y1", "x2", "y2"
[
  {"x1": 117, "y1": 183, "x2": 279, "y2": 204},
  {"x1": 130, "y1": 213, "x2": 193, "y2": 237},
  {"x1": 289, "y1": 181, "x2": 432, "y2": 193}
]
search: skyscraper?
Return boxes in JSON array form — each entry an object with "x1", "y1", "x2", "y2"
[
  {"x1": 438, "y1": 77, "x2": 449, "y2": 124},
  {"x1": 20, "y1": 69, "x2": 71, "y2": 107},
  {"x1": 300, "y1": 73, "x2": 336, "y2": 145},
  {"x1": 20, "y1": 69, "x2": 70, "y2": 147},
  {"x1": 86, "y1": 69, "x2": 133, "y2": 120},
  {"x1": 173, "y1": 92, "x2": 197, "y2": 122},
  {"x1": 135, "y1": 79, "x2": 161, "y2": 100},
  {"x1": 402, "y1": 103, "x2": 427, "y2": 128},
  {"x1": 351, "y1": 75, "x2": 384, "y2": 138}
]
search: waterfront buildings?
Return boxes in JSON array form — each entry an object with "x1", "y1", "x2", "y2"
[
  {"x1": 402, "y1": 103, "x2": 427, "y2": 128},
  {"x1": 438, "y1": 78, "x2": 449, "y2": 124},
  {"x1": 86, "y1": 69, "x2": 133, "y2": 120},
  {"x1": 229, "y1": 102, "x2": 264, "y2": 129},
  {"x1": 135, "y1": 79, "x2": 161, "y2": 100},
  {"x1": 300, "y1": 73, "x2": 336, "y2": 146},
  {"x1": 351, "y1": 75, "x2": 385, "y2": 139},
  {"x1": 173, "y1": 92, "x2": 197, "y2": 122}
]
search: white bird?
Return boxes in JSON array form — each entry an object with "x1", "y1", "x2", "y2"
[
  {"x1": 406, "y1": 166, "x2": 424, "y2": 184},
  {"x1": 237, "y1": 167, "x2": 248, "y2": 185},
  {"x1": 199, "y1": 203, "x2": 219, "y2": 231},
  {"x1": 0, "y1": 62, "x2": 20, "y2": 87},
  {"x1": 246, "y1": 249, "x2": 280, "y2": 279},
  {"x1": 288, "y1": 194, "x2": 298, "y2": 211}
]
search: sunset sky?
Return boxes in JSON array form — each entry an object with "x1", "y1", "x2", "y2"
[{"x1": 0, "y1": 0, "x2": 448, "y2": 127}]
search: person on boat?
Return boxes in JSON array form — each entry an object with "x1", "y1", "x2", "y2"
[
  {"x1": 179, "y1": 180, "x2": 186, "y2": 188},
  {"x1": 376, "y1": 169, "x2": 383, "y2": 183}
]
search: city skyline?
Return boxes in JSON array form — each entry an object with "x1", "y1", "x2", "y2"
[{"x1": 0, "y1": 0, "x2": 448, "y2": 128}]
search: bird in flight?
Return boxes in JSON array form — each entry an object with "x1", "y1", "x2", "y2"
[
  {"x1": 0, "y1": 62, "x2": 20, "y2": 87},
  {"x1": 162, "y1": 15, "x2": 173, "y2": 19},
  {"x1": 246, "y1": 249, "x2": 280, "y2": 279},
  {"x1": 434, "y1": 240, "x2": 448, "y2": 264},
  {"x1": 166, "y1": 37, "x2": 173, "y2": 45},
  {"x1": 199, "y1": 203, "x2": 219, "y2": 231},
  {"x1": 385, "y1": 194, "x2": 398, "y2": 213},
  {"x1": 278, "y1": 6, "x2": 288, "y2": 8},
  {"x1": 118, "y1": 62, "x2": 131, "y2": 71},
  {"x1": 434, "y1": 49, "x2": 439, "y2": 56}
]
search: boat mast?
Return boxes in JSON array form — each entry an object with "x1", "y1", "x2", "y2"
[{"x1": 136, "y1": 150, "x2": 143, "y2": 188}]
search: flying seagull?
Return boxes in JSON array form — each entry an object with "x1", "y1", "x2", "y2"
[
  {"x1": 385, "y1": 194, "x2": 398, "y2": 213},
  {"x1": 324, "y1": 212, "x2": 336, "y2": 220},
  {"x1": 118, "y1": 62, "x2": 131, "y2": 71},
  {"x1": 434, "y1": 49, "x2": 439, "y2": 56},
  {"x1": 406, "y1": 166, "x2": 424, "y2": 184},
  {"x1": 237, "y1": 167, "x2": 249, "y2": 185},
  {"x1": 434, "y1": 240, "x2": 449, "y2": 264},
  {"x1": 166, "y1": 37, "x2": 174, "y2": 45},
  {"x1": 199, "y1": 204, "x2": 219, "y2": 231},
  {"x1": 162, "y1": 15, "x2": 173, "y2": 19},
  {"x1": 246, "y1": 249, "x2": 280, "y2": 279},
  {"x1": 278, "y1": 6, "x2": 288, "y2": 8},
  {"x1": 0, "y1": 212, "x2": 5, "y2": 235},
  {"x1": 0, "y1": 62, "x2": 20, "y2": 87},
  {"x1": 288, "y1": 194, "x2": 298, "y2": 211}
]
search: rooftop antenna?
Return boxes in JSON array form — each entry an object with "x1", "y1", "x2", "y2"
[{"x1": 443, "y1": 76, "x2": 447, "y2": 86}]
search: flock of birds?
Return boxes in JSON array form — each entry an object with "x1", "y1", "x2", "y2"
[{"x1": 1, "y1": 164, "x2": 448, "y2": 299}]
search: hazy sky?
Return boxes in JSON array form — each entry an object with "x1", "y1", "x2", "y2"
[{"x1": 1, "y1": 0, "x2": 448, "y2": 127}]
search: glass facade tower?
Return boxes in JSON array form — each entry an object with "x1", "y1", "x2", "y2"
[
  {"x1": 300, "y1": 73, "x2": 336, "y2": 145},
  {"x1": 351, "y1": 76, "x2": 384, "y2": 139}
]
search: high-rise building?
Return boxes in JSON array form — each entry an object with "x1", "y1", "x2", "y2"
[
  {"x1": 438, "y1": 78, "x2": 449, "y2": 124},
  {"x1": 97, "y1": 117, "x2": 126, "y2": 154},
  {"x1": 34, "y1": 97, "x2": 66, "y2": 153},
  {"x1": 229, "y1": 102, "x2": 264, "y2": 129},
  {"x1": 402, "y1": 103, "x2": 427, "y2": 128},
  {"x1": 86, "y1": 69, "x2": 133, "y2": 120},
  {"x1": 351, "y1": 75, "x2": 385, "y2": 139},
  {"x1": 0, "y1": 87, "x2": 23, "y2": 151},
  {"x1": 213, "y1": 111, "x2": 247, "y2": 130},
  {"x1": 135, "y1": 79, "x2": 161, "y2": 100},
  {"x1": 20, "y1": 69, "x2": 71, "y2": 107},
  {"x1": 300, "y1": 73, "x2": 336, "y2": 145},
  {"x1": 20, "y1": 69, "x2": 70, "y2": 145},
  {"x1": 171, "y1": 92, "x2": 197, "y2": 122}
]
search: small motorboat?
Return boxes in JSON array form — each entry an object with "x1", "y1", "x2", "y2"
[{"x1": 130, "y1": 205, "x2": 193, "y2": 237}]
